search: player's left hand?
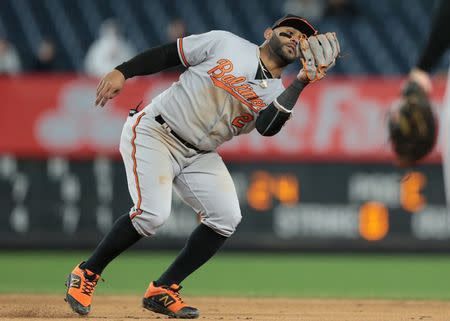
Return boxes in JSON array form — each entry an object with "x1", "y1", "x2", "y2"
[{"x1": 297, "y1": 32, "x2": 340, "y2": 83}]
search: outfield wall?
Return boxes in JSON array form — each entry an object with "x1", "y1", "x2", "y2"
[{"x1": 1, "y1": 74, "x2": 449, "y2": 250}]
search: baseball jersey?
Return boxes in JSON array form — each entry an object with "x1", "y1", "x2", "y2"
[{"x1": 147, "y1": 30, "x2": 285, "y2": 151}]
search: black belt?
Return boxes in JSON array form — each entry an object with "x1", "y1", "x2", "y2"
[{"x1": 155, "y1": 115, "x2": 204, "y2": 153}]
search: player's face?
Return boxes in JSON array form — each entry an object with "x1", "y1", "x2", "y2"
[{"x1": 268, "y1": 27, "x2": 304, "y2": 65}]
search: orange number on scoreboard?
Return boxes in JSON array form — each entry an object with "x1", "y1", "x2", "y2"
[
  {"x1": 359, "y1": 201, "x2": 389, "y2": 241},
  {"x1": 247, "y1": 171, "x2": 299, "y2": 211},
  {"x1": 400, "y1": 172, "x2": 426, "y2": 213}
]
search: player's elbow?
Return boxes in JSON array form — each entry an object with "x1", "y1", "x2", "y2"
[
  {"x1": 255, "y1": 120, "x2": 279, "y2": 136},
  {"x1": 255, "y1": 105, "x2": 290, "y2": 136}
]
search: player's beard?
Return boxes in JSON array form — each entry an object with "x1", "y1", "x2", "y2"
[{"x1": 268, "y1": 34, "x2": 297, "y2": 66}]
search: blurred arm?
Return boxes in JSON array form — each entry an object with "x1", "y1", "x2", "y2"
[
  {"x1": 255, "y1": 79, "x2": 307, "y2": 136},
  {"x1": 416, "y1": 0, "x2": 450, "y2": 72},
  {"x1": 115, "y1": 42, "x2": 181, "y2": 79}
]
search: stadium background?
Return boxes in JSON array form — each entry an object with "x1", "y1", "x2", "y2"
[{"x1": 1, "y1": 0, "x2": 450, "y2": 320}]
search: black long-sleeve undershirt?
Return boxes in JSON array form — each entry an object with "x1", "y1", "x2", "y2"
[
  {"x1": 115, "y1": 42, "x2": 181, "y2": 79},
  {"x1": 256, "y1": 79, "x2": 307, "y2": 136},
  {"x1": 417, "y1": 0, "x2": 450, "y2": 72}
]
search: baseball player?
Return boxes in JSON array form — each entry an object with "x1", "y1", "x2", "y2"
[
  {"x1": 65, "y1": 14, "x2": 340, "y2": 319},
  {"x1": 404, "y1": 1, "x2": 450, "y2": 202}
]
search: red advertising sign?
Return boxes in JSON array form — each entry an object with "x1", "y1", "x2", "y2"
[{"x1": 0, "y1": 74, "x2": 446, "y2": 162}]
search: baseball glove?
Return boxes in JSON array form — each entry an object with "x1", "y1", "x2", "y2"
[
  {"x1": 388, "y1": 81, "x2": 437, "y2": 166},
  {"x1": 298, "y1": 32, "x2": 340, "y2": 82}
]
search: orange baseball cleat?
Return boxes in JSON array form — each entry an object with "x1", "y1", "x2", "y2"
[
  {"x1": 65, "y1": 262, "x2": 102, "y2": 315},
  {"x1": 142, "y1": 282, "x2": 199, "y2": 319}
]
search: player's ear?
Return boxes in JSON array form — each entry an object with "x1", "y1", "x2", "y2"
[{"x1": 264, "y1": 28, "x2": 273, "y2": 41}]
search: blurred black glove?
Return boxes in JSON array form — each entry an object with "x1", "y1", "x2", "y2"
[{"x1": 388, "y1": 81, "x2": 437, "y2": 166}]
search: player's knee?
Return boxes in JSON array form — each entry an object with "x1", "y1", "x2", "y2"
[
  {"x1": 204, "y1": 210, "x2": 242, "y2": 237},
  {"x1": 228, "y1": 211, "x2": 242, "y2": 233},
  {"x1": 129, "y1": 208, "x2": 170, "y2": 237},
  {"x1": 222, "y1": 210, "x2": 242, "y2": 236}
]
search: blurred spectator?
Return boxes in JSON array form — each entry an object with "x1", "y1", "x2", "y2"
[
  {"x1": 0, "y1": 38, "x2": 22, "y2": 74},
  {"x1": 167, "y1": 18, "x2": 187, "y2": 42},
  {"x1": 84, "y1": 19, "x2": 136, "y2": 77},
  {"x1": 165, "y1": 18, "x2": 188, "y2": 74},
  {"x1": 283, "y1": 0, "x2": 325, "y2": 21},
  {"x1": 31, "y1": 38, "x2": 59, "y2": 72},
  {"x1": 324, "y1": 0, "x2": 359, "y2": 17}
]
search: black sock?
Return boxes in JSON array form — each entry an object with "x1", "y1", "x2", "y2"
[
  {"x1": 81, "y1": 213, "x2": 142, "y2": 274},
  {"x1": 156, "y1": 224, "x2": 227, "y2": 286}
]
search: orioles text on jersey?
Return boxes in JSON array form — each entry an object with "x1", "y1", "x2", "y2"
[{"x1": 207, "y1": 59, "x2": 266, "y2": 112}]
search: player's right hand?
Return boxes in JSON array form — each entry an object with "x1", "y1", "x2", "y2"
[
  {"x1": 408, "y1": 68, "x2": 432, "y2": 94},
  {"x1": 95, "y1": 69, "x2": 126, "y2": 107}
]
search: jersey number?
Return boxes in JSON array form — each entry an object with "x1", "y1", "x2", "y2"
[{"x1": 232, "y1": 113, "x2": 254, "y2": 128}]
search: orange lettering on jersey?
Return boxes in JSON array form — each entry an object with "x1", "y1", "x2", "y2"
[
  {"x1": 232, "y1": 113, "x2": 254, "y2": 128},
  {"x1": 208, "y1": 59, "x2": 266, "y2": 112}
]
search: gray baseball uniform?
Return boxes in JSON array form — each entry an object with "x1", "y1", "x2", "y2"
[{"x1": 120, "y1": 31, "x2": 285, "y2": 237}]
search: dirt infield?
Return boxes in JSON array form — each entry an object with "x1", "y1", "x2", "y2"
[{"x1": 1, "y1": 294, "x2": 450, "y2": 321}]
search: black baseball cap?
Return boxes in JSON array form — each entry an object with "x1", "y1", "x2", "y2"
[{"x1": 271, "y1": 14, "x2": 317, "y2": 37}]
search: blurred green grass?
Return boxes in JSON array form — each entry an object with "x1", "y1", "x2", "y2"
[{"x1": 0, "y1": 251, "x2": 449, "y2": 300}]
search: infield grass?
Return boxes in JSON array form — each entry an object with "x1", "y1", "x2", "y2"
[{"x1": 0, "y1": 251, "x2": 449, "y2": 300}]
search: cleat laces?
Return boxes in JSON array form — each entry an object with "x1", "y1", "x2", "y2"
[
  {"x1": 167, "y1": 285, "x2": 184, "y2": 304},
  {"x1": 81, "y1": 273, "x2": 103, "y2": 296}
]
